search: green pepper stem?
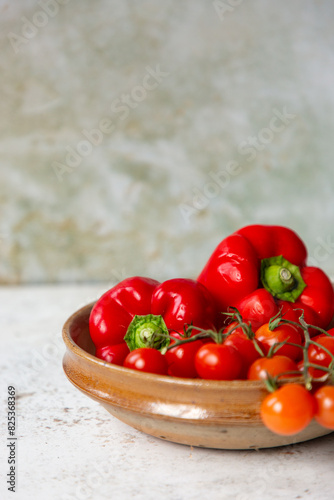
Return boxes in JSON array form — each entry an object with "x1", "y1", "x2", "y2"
[
  {"x1": 124, "y1": 314, "x2": 170, "y2": 353},
  {"x1": 261, "y1": 255, "x2": 306, "y2": 302}
]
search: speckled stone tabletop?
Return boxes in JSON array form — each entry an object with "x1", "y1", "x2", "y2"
[{"x1": 1, "y1": 285, "x2": 334, "y2": 500}]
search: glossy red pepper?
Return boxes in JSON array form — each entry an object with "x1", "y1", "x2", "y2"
[
  {"x1": 89, "y1": 276, "x2": 216, "y2": 362},
  {"x1": 198, "y1": 224, "x2": 334, "y2": 331}
]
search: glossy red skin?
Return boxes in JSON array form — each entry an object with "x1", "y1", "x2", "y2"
[
  {"x1": 314, "y1": 386, "x2": 334, "y2": 430},
  {"x1": 277, "y1": 269, "x2": 334, "y2": 333},
  {"x1": 198, "y1": 224, "x2": 334, "y2": 330},
  {"x1": 95, "y1": 343, "x2": 130, "y2": 366},
  {"x1": 307, "y1": 336, "x2": 334, "y2": 378},
  {"x1": 123, "y1": 348, "x2": 168, "y2": 375},
  {"x1": 235, "y1": 289, "x2": 279, "y2": 331},
  {"x1": 312, "y1": 328, "x2": 334, "y2": 342},
  {"x1": 198, "y1": 233, "x2": 260, "y2": 313},
  {"x1": 255, "y1": 322, "x2": 303, "y2": 361},
  {"x1": 166, "y1": 339, "x2": 203, "y2": 378},
  {"x1": 247, "y1": 355, "x2": 299, "y2": 381},
  {"x1": 276, "y1": 301, "x2": 315, "y2": 324},
  {"x1": 294, "y1": 267, "x2": 334, "y2": 330},
  {"x1": 151, "y1": 278, "x2": 216, "y2": 333},
  {"x1": 260, "y1": 384, "x2": 316, "y2": 436},
  {"x1": 89, "y1": 277, "x2": 217, "y2": 351},
  {"x1": 236, "y1": 225, "x2": 307, "y2": 266},
  {"x1": 223, "y1": 323, "x2": 261, "y2": 378},
  {"x1": 195, "y1": 343, "x2": 243, "y2": 380},
  {"x1": 89, "y1": 277, "x2": 160, "y2": 348}
]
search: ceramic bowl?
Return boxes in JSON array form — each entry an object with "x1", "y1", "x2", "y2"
[{"x1": 62, "y1": 302, "x2": 333, "y2": 450}]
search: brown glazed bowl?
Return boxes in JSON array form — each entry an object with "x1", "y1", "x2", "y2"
[{"x1": 62, "y1": 302, "x2": 333, "y2": 450}]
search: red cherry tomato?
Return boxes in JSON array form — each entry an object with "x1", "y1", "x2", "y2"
[
  {"x1": 224, "y1": 323, "x2": 261, "y2": 378},
  {"x1": 195, "y1": 343, "x2": 243, "y2": 380},
  {"x1": 260, "y1": 384, "x2": 315, "y2": 435},
  {"x1": 255, "y1": 323, "x2": 303, "y2": 361},
  {"x1": 96, "y1": 343, "x2": 130, "y2": 366},
  {"x1": 247, "y1": 355, "x2": 299, "y2": 381},
  {"x1": 235, "y1": 289, "x2": 279, "y2": 331},
  {"x1": 165, "y1": 339, "x2": 203, "y2": 378},
  {"x1": 314, "y1": 385, "x2": 334, "y2": 430},
  {"x1": 312, "y1": 328, "x2": 334, "y2": 342},
  {"x1": 277, "y1": 301, "x2": 320, "y2": 336},
  {"x1": 308, "y1": 336, "x2": 334, "y2": 378},
  {"x1": 296, "y1": 359, "x2": 305, "y2": 373},
  {"x1": 123, "y1": 348, "x2": 168, "y2": 375}
]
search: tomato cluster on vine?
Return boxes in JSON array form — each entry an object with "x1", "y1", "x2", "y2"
[
  {"x1": 97, "y1": 307, "x2": 334, "y2": 436},
  {"x1": 88, "y1": 223, "x2": 334, "y2": 437}
]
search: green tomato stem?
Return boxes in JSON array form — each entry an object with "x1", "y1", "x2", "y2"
[
  {"x1": 262, "y1": 310, "x2": 334, "y2": 391},
  {"x1": 165, "y1": 330, "x2": 211, "y2": 350}
]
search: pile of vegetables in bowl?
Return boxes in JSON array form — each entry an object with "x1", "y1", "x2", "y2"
[{"x1": 88, "y1": 224, "x2": 334, "y2": 437}]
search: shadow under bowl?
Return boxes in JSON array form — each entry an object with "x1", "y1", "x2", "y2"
[{"x1": 62, "y1": 302, "x2": 333, "y2": 450}]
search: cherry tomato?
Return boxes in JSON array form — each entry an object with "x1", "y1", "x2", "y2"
[
  {"x1": 308, "y1": 336, "x2": 334, "y2": 378},
  {"x1": 96, "y1": 343, "x2": 130, "y2": 366},
  {"x1": 235, "y1": 289, "x2": 279, "y2": 331},
  {"x1": 296, "y1": 358, "x2": 330, "y2": 385},
  {"x1": 247, "y1": 355, "x2": 299, "y2": 381},
  {"x1": 313, "y1": 328, "x2": 334, "y2": 342},
  {"x1": 255, "y1": 322, "x2": 303, "y2": 361},
  {"x1": 224, "y1": 323, "x2": 261, "y2": 378},
  {"x1": 326, "y1": 328, "x2": 334, "y2": 337},
  {"x1": 260, "y1": 384, "x2": 315, "y2": 435},
  {"x1": 314, "y1": 385, "x2": 334, "y2": 430},
  {"x1": 165, "y1": 339, "x2": 203, "y2": 378},
  {"x1": 123, "y1": 348, "x2": 168, "y2": 375},
  {"x1": 277, "y1": 301, "x2": 319, "y2": 336},
  {"x1": 195, "y1": 343, "x2": 243, "y2": 380},
  {"x1": 297, "y1": 359, "x2": 304, "y2": 373}
]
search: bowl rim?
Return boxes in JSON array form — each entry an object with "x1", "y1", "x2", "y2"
[{"x1": 62, "y1": 301, "x2": 305, "y2": 390}]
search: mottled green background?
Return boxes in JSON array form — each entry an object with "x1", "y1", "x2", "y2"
[{"x1": 1, "y1": 0, "x2": 334, "y2": 284}]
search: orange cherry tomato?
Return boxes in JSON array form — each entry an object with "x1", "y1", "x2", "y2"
[
  {"x1": 255, "y1": 323, "x2": 303, "y2": 361},
  {"x1": 247, "y1": 355, "x2": 299, "y2": 381},
  {"x1": 260, "y1": 384, "x2": 315, "y2": 435},
  {"x1": 314, "y1": 385, "x2": 334, "y2": 430}
]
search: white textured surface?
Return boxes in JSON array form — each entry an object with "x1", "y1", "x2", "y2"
[
  {"x1": 1, "y1": 1, "x2": 334, "y2": 284},
  {"x1": 1, "y1": 285, "x2": 334, "y2": 500}
]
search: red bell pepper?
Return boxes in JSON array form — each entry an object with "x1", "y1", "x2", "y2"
[
  {"x1": 198, "y1": 224, "x2": 334, "y2": 331},
  {"x1": 89, "y1": 276, "x2": 216, "y2": 362}
]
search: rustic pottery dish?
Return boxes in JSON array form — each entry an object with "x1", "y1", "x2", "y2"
[{"x1": 62, "y1": 302, "x2": 333, "y2": 450}]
